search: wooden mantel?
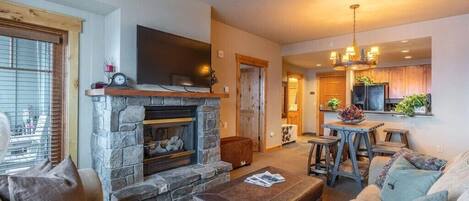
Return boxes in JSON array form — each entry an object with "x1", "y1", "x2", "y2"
[{"x1": 85, "y1": 88, "x2": 229, "y2": 98}]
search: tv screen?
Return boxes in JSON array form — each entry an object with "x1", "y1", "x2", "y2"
[{"x1": 137, "y1": 25, "x2": 211, "y2": 87}]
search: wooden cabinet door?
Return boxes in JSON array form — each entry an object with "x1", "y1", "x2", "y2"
[
  {"x1": 239, "y1": 68, "x2": 260, "y2": 151},
  {"x1": 319, "y1": 76, "x2": 346, "y2": 135},
  {"x1": 405, "y1": 66, "x2": 426, "y2": 96},
  {"x1": 388, "y1": 67, "x2": 406, "y2": 98}
]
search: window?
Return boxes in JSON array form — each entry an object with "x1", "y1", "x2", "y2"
[{"x1": 0, "y1": 22, "x2": 66, "y2": 173}]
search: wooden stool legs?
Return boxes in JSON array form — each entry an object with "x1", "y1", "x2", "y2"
[{"x1": 307, "y1": 139, "x2": 338, "y2": 185}]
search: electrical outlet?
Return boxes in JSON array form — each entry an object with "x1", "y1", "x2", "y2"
[
  {"x1": 217, "y1": 50, "x2": 224, "y2": 58},
  {"x1": 436, "y1": 145, "x2": 444, "y2": 153},
  {"x1": 270, "y1": 132, "x2": 275, "y2": 137}
]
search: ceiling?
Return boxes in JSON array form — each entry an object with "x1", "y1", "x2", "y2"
[
  {"x1": 45, "y1": 0, "x2": 116, "y2": 15},
  {"x1": 283, "y1": 37, "x2": 431, "y2": 69},
  {"x1": 200, "y1": 0, "x2": 469, "y2": 44}
]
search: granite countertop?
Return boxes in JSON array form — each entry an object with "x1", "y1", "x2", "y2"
[{"x1": 320, "y1": 109, "x2": 434, "y2": 117}]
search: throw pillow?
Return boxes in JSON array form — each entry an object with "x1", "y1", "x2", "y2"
[
  {"x1": 8, "y1": 156, "x2": 85, "y2": 201},
  {"x1": 413, "y1": 191, "x2": 448, "y2": 201},
  {"x1": 381, "y1": 156, "x2": 442, "y2": 201},
  {"x1": 0, "y1": 159, "x2": 52, "y2": 200},
  {"x1": 375, "y1": 148, "x2": 447, "y2": 188},
  {"x1": 428, "y1": 151, "x2": 469, "y2": 201}
]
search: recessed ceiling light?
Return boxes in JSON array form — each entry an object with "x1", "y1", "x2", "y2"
[
  {"x1": 316, "y1": 64, "x2": 322, "y2": 67},
  {"x1": 401, "y1": 49, "x2": 410, "y2": 53},
  {"x1": 404, "y1": 56, "x2": 412, "y2": 59},
  {"x1": 401, "y1": 40, "x2": 408, "y2": 43}
]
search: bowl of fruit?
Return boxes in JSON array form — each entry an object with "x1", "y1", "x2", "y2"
[{"x1": 337, "y1": 105, "x2": 366, "y2": 124}]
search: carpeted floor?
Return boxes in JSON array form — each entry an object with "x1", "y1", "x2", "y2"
[{"x1": 230, "y1": 135, "x2": 362, "y2": 201}]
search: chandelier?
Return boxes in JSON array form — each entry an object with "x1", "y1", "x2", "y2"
[{"x1": 330, "y1": 4, "x2": 379, "y2": 71}]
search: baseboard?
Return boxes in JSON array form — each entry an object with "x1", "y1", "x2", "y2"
[{"x1": 265, "y1": 145, "x2": 282, "y2": 152}]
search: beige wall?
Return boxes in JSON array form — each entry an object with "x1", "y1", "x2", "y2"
[
  {"x1": 283, "y1": 14, "x2": 469, "y2": 160},
  {"x1": 211, "y1": 20, "x2": 283, "y2": 149}
]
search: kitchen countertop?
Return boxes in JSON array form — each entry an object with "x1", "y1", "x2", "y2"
[{"x1": 320, "y1": 109, "x2": 434, "y2": 117}]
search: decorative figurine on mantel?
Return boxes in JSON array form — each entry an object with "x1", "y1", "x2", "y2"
[
  {"x1": 104, "y1": 62, "x2": 115, "y2": 83},
  {"x1": 209, "y1": 69, "x2": 218, "y2": 93}
]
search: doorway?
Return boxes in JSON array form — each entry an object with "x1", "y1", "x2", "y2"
[
  {"x1": 286, "y1": 73, "x2": 304, "y2": 136},
  {"x1": 236, "y1": 54, "x2": 267, "y2": 152},
  {"x1": 317, "y1": 72, "x2": 346, "y2": 135}
]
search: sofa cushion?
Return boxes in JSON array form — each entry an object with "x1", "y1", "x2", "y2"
[
  {"x1": 8, "y1": 156, "x2": 85, "y2": 201},
  {"x1": 375, "y1": 149, "x2": 447, "y2": 188},
  {"x1": 456, "y1": 189, "x2": 469, "y2": 201},
  {"x1": 381, "y1": 156, "x2": 442, "y2": 201},
  {"x1": 0, "y1": 159, "x2": 52, "y2": 200},
  {"x1": 354, "y1": 185, "x2": 381, "y2": 201},
  {"x1": 428, "y1": 151, "x2": 469, "y2": 201},
  {"x1": 413, "y1": 191, "x2": 448, "y2": 201}
]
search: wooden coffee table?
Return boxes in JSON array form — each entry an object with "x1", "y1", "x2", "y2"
[{"x1": 194, "y1": 166, "x2": 324, "y2": 201}]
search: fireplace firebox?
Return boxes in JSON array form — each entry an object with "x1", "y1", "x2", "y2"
[{"x1": 143, "y1": 106, "x2": 197, "y2": 176}]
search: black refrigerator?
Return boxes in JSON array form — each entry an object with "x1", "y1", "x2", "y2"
[{"x1": 352, "y1": 83, "x2": 389, "y2": 111}]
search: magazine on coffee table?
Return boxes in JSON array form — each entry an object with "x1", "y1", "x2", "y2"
[{"x1": 244, "y1": 171, "x2": 285, "y2": 188}]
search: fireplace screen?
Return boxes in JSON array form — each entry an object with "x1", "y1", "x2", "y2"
[
  {"x1": 143, "y1": 106, "x2": 197, "y2": 175},
  {"x1": 144, "y1": 122, "x2": 193, "y2": 157}
]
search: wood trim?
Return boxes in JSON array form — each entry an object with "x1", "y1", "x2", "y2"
[
  {"x1": 265, "y1": 145, "x2": 282, "y2": 152},
  {"x1": 316, "y1": 71, "x2": 346, "y2": 78},
  {"x1": 235, "y1": 53, "x2": 269, "y2": 68},
  {"x1": 236, "y1": 54, "x2": 268, "y2": 152},
  {"x1": 0, "y1": 1, "x2": 83, "y2": 163},
  {"x1": 0, "y1": 1, "x2": 82, "y2": 32},
  {"x1": 0, "y1": 21, "x2": 61, "y2": 43},
  {"x1": 143, "y1": 118, "x2": 195, "y2": 125},
  {"x1": 86, "y1": 88, "x2": 229, "y2": 98}
]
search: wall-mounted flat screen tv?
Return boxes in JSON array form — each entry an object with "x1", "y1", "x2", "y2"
[{"x1": 137, "y1": 25, "x2": 211, "y2": 88}]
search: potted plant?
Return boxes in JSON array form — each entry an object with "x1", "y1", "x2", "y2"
[
  {"x1": 338, "y1": 105, "x2": 366, "y2": 124},
  {"x1": 395, "y1": 94, "x2": 428, "y2": 117},
  {"x1": 355, "y1": 76, "x2": 374, "y2": 86},
  {"x1": 327, "y1": 98, "x2": 341, "y2": 111}
]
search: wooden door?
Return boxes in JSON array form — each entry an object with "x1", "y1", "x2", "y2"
[
  {"x1": 318, "y1": 75, "x2": 346, "y2": 135},
  {"x1": 239, "y1": 67, "x2": 261, "y2": 151},
  {"x1": 287, "y1": 74, "x2": 303, "y2": 135}
]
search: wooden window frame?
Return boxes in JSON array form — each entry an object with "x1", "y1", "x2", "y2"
[{"x1": 0, "y1": 1, "x2": 82, "y2": 163}]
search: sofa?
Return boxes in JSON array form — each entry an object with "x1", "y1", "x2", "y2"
[
  {"x1": 78, "y1": 168, "x2": 103, "y2": 201},
  {"x1": 353, "y1": 152, "x2": 469, "y2": 201}
]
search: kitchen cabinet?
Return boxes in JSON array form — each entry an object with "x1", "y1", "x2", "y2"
[{"x1": 355, "y1": 65, "x2": 431, "y2": 98}]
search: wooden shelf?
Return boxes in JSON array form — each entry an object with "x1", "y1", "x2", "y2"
[{"x1": 85, "y1": 88, "x2": 229, "y2": 98}]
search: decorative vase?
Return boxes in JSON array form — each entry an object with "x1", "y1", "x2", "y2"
[{"x1": 414, "y1": 106, "x2": 427, "y2": 114}]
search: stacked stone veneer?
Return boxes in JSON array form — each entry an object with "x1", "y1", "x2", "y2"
[{"x1": 91, "y1": 95, "x2": 232, "y2": 201}]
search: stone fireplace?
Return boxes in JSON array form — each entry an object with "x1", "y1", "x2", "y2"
[{"x1": 88, "y1": 89, "x2": 231, "y2": 201}]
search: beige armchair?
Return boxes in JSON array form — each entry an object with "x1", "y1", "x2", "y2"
[{"x1": 78, "y1": 169, "x2": 103, "y2": 201}]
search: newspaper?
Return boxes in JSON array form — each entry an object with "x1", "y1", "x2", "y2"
[{"x1": 244, "y1": 171, "x2": 285, "y2": 187}]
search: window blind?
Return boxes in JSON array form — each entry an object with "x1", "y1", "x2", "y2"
[{"x1": 0, "y1": 25, "x2": 64, "y2": 173}]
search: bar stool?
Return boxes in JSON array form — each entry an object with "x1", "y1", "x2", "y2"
[
  {"x1": 307, "y1": 136, "x2": 340, "y2": 184},
  {"x1": 372, "y1": 128, "x2": 410, "y2": 156}
]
